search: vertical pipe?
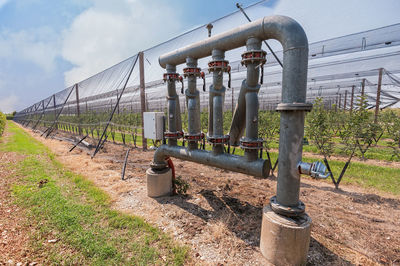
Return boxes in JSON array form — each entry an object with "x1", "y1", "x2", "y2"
[
  {"x1": 375, "y1": 68, "x2": 383, "y2": 124},
  {"x1": 339, "y1": 93, "x2": 342, "y2": 109},
  {"x1": 166, "y1": 64, "x2": 178, "y2": 146},
  {"x1": 210, "y1": 49, "x2": 226, "y2": 154},
  {"x1": 244, "y1": 37, "x2": 262, "y2": 161},
  {"x1": 185, "y1": 57, "x2": 201, "y2": 150},
  {"x1": 139, "y1": 51, "x2": 147, "y2": 150},
  {"x1": 350, "y1": 85, "x2": 355, "y2": 114},
  {"x1": 344, "y1": 90, "x2": 347, "y2": 110}
]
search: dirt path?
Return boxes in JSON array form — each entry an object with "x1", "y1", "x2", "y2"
[
  {"x1": 0, "y1": 130, "x2": 41, "y2": 265},
  {"x1": 21, "y1": 125, "x2": 400, "y2": 265}
]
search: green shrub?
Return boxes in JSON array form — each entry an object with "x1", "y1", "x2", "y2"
[{"x1": 0, "y1": 112, "x2": 6, "y2": 137}]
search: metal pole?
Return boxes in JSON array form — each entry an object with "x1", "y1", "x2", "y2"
[
  {"x1": 75, "y1": 84, "x2": 81, "y2": 135},
  {"x1": 374, "y1": 68, "x2": 383, "y2": 123},
  {"x1": 139, "y1": 51, "x2": 147, "y2": 150},
  {"x1": 339, "y1": 93, "x2": 342, "y2": 109},
  {"x1": 361, "y1": 78, "x2": 365, "y2": 96},
  {"x1": 92, "y1": 55, "x2": 138, "y2": 158},
  {"x1": 344, "y1": 90, "x2": 347, "y2": 110},
  {"x1": 44, "y1": 85, "x2": 76, "y2": 138},
  {"x1": 350, "y1": 85, "x2": 355, "y2": 114},
  {"x1": 231, "y1": 87, "x2": 235, "y2": 116}
]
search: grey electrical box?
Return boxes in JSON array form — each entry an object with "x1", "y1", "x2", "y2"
[{"x1": 143, "y1": 112, "x2": 164, "y2": 140}]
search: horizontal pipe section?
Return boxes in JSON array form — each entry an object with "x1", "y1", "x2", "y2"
[
  {"x1": 153, "y1": 145, "x2": 270, "y2": 178},
  {"x1": 159, "y1": 15, "x2": 307, "y2": 69}
]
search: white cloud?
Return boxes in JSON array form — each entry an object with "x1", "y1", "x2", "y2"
[
  {"x1": 0, "y1": 27, "x2": 61, "y2": 72},
  {"x1": 0, "y1": 94, "x2": 18, "y2": 113},
  {"x1": 0, "y1": 0, "x2": 9, "y2": 9},
  {"x1": 62, "y1": 0, "x2": 183, "y2": 86}
]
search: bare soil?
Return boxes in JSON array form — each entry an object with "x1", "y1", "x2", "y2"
[{"x1": 20, "y1": 126, "x2": 400, "y2": 265}]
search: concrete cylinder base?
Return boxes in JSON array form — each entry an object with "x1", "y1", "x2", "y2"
[
  {"x1": 260, "y1": 205, "x2": 311, "y2": 266},
  {"x1": 146, "y1": 168, "x2": 172, "y2": 198}
]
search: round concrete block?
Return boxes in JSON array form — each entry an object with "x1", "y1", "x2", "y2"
[
  {"x1": 146, "y1": 168, "x2": 172, "y2": 198},
  {"x1": 260, "y1": 205, "x2": 311, "y2": 266}
]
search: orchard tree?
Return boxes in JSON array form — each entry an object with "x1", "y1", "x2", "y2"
[{"x1": 381, "y1": 110, "x2": 400, "y2": 160}]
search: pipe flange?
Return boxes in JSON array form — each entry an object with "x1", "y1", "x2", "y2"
[
  {"x1": 150, "y1": 161, "x2": 168, "y2": 171},
  {"x1": 184, "y1": 90, "x2": 199, "y2": 98},
  {"x1": 163, "y1": 72, "x2": 181, "y2": 82},
  {"x1": 269, "y1": 196, "x2": 305, "y2": 217},
  {"x1": 240, "y1": 138, "x2": 264, "y2": 150},
  {"x1": 208, "y1": 60, "x2": 230, "y2": 73},
  {"x1": 241, "y1": 50, "x2": 266, "y2": 66},
  {"x1": 164, "y1": 131, "x2": 184, "y2": 139},
  {"x1": 184, "y1": 133, "x2": 204, "y2": 142},
  {"x1": 183, "y1": 67, "x2": 202, "y2": 77},
  {"x1": 207, "y1": 135, "x2": 230, "y2": 145},
  {"x1": 276, "y1": 103, "x2": 313, "y2": 112}
]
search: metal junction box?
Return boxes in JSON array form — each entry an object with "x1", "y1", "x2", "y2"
[{"x1": 143, "y1": 112, "x2": 164, "y2": 140}]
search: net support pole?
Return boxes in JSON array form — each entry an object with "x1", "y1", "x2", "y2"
[
  {"x1": 350, "y1": 85, "x2": 355, "y2": 114},
  {"x1": 75, "y1": 83, "x2": 82, "y2": 135},
  {"x1": 45, "y1": 85, "x2": 76, "y2": 138},
  {"x1": 374, "y1": 68, "x2": 383, "y2": 124},
  {"x1": 231, "y1": 87, "x2": 235, "y2": 115},
  {"x1": 361, "y1": 78, "x2": 365, "y2": 96},
  {"x1": 91, "y1": 55, "x2": 138, "y2": 158},
  {"x1": 139, "y1": 51, "x2": 147, "y2": 151},
  {"x1": 32, "y1": 98, "x2": 52, "y2": 130}
]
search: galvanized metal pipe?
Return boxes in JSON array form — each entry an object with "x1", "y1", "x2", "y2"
[
  {"x1": 158, "y1": 15, "x2": 309, "y2": 210},
  {"x1": 210, "y1": 49, "x2": 226, "y2": 155},
  {"x1": 166, "y1": 64, "x2": 182, "y2": 146},
  {"x1": 244, "y1": 38, "x2": 262, "y2": 161},
  {"x1": 153, "y1": 145, "x2": 269, "y2": 178},
  {"x1": 185, "y1": 57, "x2": 200, "y2": 150}
]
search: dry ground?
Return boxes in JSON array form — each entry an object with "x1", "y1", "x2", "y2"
[{"x1": 19, "y1": 125, "x2": 400, "y2": 265}]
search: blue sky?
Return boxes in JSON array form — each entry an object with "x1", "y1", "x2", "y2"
[{"x1": 1, "y1": 0, "x2": 400, "y2": 113}]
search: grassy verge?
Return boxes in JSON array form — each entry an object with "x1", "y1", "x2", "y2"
[{"x1": 2, "y1": 122, "x2": 188, "y2": 265}]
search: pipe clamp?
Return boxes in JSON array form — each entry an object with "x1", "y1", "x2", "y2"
[{"x1": 276, "y1": 102, "x2": 313, "y2": 112}]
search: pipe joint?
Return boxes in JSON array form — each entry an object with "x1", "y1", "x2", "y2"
[
  {"x1": 184, "y1": 89, "x2": 199, "y2": 98},
  {"x1": 209, "y1": 84, "x2": 226, "y2": 96}
]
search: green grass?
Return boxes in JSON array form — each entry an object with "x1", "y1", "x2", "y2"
[
  {"x1": 2, "y1": 121, "x2": 188, "y2": 265},
  {"x1": 300, "y1": 155, "x2": 400, "y2": 195}
]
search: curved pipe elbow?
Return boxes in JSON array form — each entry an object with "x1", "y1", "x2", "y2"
[{"x1": 261, "y1": 15, "x2": 308, "y2": 52}]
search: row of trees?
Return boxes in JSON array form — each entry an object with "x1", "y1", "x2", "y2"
[
  {"x1": 305, "y1": 96, "x2": 400, "y2": 188},
  {"x1": 25, "y1": 97, "x2": 399, "y2": 189}
]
